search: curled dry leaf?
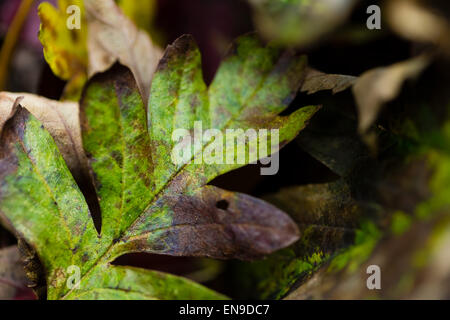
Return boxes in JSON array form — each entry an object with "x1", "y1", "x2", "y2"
[
  {"x1": 353, "y1": 54, "x2": 432, "y2": 133},
  {"x1": 386, "y1": 0, "x2": 450, "y2": 53},
  {"x1": 85, "y1": 0, "x2": 163, "y2": 104},
  {"x1": 0, "y1": 94, "x2": 22, "y2": 131},
  {"x1": 301, "y1": 68, "x2": 357, "y2": 95},
  {"x1": 38, "y1": 0, "x2": 162, "y2": 102},
  {"x1": 0, "y1": 92, "x2": 87, "y2": 182}
]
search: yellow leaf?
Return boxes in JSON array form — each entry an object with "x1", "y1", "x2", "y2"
[{"x1": 38, "y1": 0, "x2": 87, "y2": 82}]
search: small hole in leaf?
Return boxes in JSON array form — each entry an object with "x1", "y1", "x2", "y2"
[{"x1": 216, "y1": 200, "x2": 229, "y2": 210}]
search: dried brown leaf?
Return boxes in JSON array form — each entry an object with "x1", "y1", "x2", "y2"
[
  {"x1": 353, "y1": 54, "x2": 431, "y2": 133},
  {"x1": 85, "y1": 0, "x2": 163, "y2": 104},
  {"x1": 0, "y1": 92, "x2": 87, "y2": 181},
  {"x1": 301, "y1": 68, "x2": 356, "y2": 95}
]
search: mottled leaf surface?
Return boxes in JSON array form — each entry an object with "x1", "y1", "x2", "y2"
[
  {"x1": 0, "y1": 108, "x2": 100, "y2": 299},
  {"x1": 0, "y1": 95, "x2": 227, "y2": 301},
  {"x1": 353, "y1": 54, "x2": 431, "y2": 133},
  {"x1": 0, "y1": 35, "x2": 318, "y2": 300},
  {"x1": 81, "y1": 35, "x2": 316, "y2": 263},
  {"x1": 147, "y1": 35, "x2": 318, "y2": 190}
]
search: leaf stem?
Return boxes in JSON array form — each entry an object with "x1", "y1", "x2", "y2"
[{"x1": 0, "y1": 0, "x2": 35, "y2": 91}]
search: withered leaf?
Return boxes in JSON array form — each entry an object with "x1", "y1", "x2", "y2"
[
  {"x1": 85, "y1": 0, "x2": 163, "y2": 104},
  {"x1": 230, "y1": 179, "x2": 367, "y2": 299},
  {"x1": 353, "y1": 54, "x2": 432, "y2": 133},
  {"x1": 301, "y1": 68, "x2": 356, "y2": 95}
]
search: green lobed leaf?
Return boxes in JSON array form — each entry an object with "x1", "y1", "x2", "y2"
[
  {"x1": 0, "y1": 107, "x2": 100, "y2": 299},
  {"x1": 147, "y1": 34, "x2": 318, "y2": 189},
  {"x1": 0, "y1": 34, "x2": 319, "y2": 300},
  {"x1": 0, "y1": 104, "x2": 227, "y2": 300}
]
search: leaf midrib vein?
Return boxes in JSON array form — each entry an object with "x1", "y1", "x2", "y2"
[{"x1": 62, "y1": 51, "x2": 283, "y2": 299}]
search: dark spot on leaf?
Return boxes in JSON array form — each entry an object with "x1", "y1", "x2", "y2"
[
  {"x1": 216, "y1": 200, "x2": 229, "y2": 210},
  {"x1": 70, "y1": 30, "x2": 79, "y2": 42},
  {"x1": 110, "y1": 150, "x2": 123, "y2": 167}
]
